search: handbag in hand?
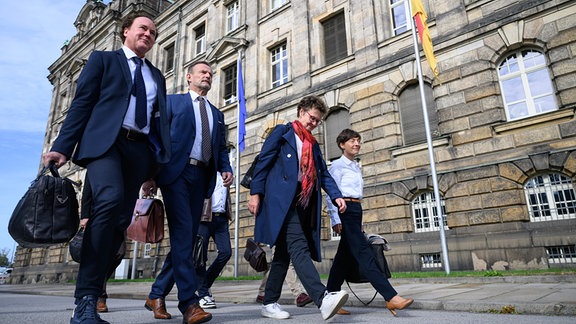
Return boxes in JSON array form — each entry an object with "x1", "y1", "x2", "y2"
[
  {"x1": 193, "y1": 234, "x2": 205, "y2": 270},
  {"x1": 69, "y1": 228, "x2": 84, "y2": 263},
  {"x1": 240, "y1": 155, "x2": 259, "y2": 189},
  {"x1": 243, "y1": 238, "x2": 268, "y2": 272},
  {"x1": 126, "y1": 195, "x2": 165, "y2": 243},
  {"x1": 9, "y1": 162, "x2": 80, "y2": 248}
]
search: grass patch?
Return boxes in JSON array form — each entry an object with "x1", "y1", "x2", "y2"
[{"x1": 99, "y1": 268, "x2": 574, "y2": 284}]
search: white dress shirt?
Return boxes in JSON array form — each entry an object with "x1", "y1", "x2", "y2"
[
  {"x1": 326, "y1": 155, "x2": 364, "y2": 226},
  {"x1": 189, "y1": 91, "x2": 214, "y2": 161},
  {"x1": 121, "y1": 46, "x2": 157, "y2": 134}
]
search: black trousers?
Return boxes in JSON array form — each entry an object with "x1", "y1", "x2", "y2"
[
  {"x1": 326, "y1": 201, "x2": 397, "y2": 301},
  {"x1": 75, "y1": 135, "x2": 152, "y2": 299}
]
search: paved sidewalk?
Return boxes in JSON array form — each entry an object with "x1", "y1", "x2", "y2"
[{"x1": 1, "y1": 275, "x2": 575, "y2": 316}]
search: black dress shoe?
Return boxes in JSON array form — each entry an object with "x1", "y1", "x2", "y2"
[{"x1": 70, "y1": 295, "x2": 109, "y2": 324}]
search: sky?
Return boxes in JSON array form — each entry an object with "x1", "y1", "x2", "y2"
[{"x1": 0, "y1": 1, "x2": 112, "y2": 261}]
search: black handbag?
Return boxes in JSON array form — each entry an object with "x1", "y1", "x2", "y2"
[
  {"x1": 240, "y1": 154, "x2": 259, "y2": 189},
  {"x1": 243, "y1": 238, "x2": 268, "y2": 272},
  {"x1": 345, "y1": 233, "x2": 392, "y2": 305},
  {"x1": 193, "y1": 234, "x2": 205, "y2": 269},
  {"x1": 69, "y1": 228, "x2": 84, "y2": 263},
  {"x1": 9, "y1": 162, "x2": 80, "y2": 248}
]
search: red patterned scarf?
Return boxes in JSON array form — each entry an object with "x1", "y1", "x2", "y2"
[{"x1": 292, "y1": 120, "x2": 317, "y2": 207}]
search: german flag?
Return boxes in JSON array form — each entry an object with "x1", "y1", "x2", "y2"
[{"x1": 411, "y1": 0, "x2": 438, "y2": 77}]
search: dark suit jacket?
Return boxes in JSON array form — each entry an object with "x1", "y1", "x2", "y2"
[
  {"x1": 250, "y1": 123, "x2": 343, "y2": 262},
  {"x1": 157, "y1": 93, "x2": 232, "y2": 198},
  {"x1": 51, "y1": 49, "x2": 170, "y2": 167}
]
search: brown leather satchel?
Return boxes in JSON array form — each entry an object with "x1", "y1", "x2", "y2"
[
  {"x1": 127, "y1": 197, "x2": 164, "y2": 243},
  {"x1": 243, "y1": 238, "x2": 268, "y2": 272}
]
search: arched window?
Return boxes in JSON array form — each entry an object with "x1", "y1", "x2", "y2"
[
  {"x1": 412, "y1": 191, "x2": 447, "y2": 233},
  {"x1": 324, "y1": 107, "x2": 350, "y2": 162},
  {"x1": 498, "y1": 49, "x2": 557, "y2": 121},
  {"x1": 399, "y1": 83, "x2": 438, "y2": 146},
  {"x1": 524, "y1": 173, "x2": 576, "y2": 222}
]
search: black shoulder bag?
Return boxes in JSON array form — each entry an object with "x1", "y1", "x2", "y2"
[{"x1": 9, "y1": 162, "x2": 80, "y2": 248}]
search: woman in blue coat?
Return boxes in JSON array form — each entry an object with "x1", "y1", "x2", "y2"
[{"x1": 248, "y1": 96, "x2": 348, "y2": 321}]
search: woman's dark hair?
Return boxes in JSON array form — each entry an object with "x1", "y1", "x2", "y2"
[
  {"x1": 336, "y1": 129, "x2": 361, "y2": 151},
  {"x1": 120, "y1": 13, "x2": 156, "y2": 42},
  {"x1": 296, "y1": 95, "x2": 328, "y2": 115}
]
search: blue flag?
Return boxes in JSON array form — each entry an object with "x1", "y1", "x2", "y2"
[{"x1": 237, "y1": 55, "x2": 246, "y2": 152}]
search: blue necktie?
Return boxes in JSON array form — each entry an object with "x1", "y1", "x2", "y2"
[{"x1": 132, "y1": 57, "x2": 147, "y2": 129}]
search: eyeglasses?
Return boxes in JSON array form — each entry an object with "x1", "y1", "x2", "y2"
[{"x1": 305, "y1": 111, "x2": 323, "y2": 125}]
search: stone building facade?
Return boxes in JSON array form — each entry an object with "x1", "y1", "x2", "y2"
[{"x1": 10, "y1": 0, "x2": 576, "y2": 284}]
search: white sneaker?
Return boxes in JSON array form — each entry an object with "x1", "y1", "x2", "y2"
[
  {"x1": 261, "y1": 302, "x2": 291, "y2": 319},
  {"x1": 199, "y1": 295, "x2": 217, "y2": 309},
  {"x1": 320, "y1": 291, "x2": 348, "y2": 320}
]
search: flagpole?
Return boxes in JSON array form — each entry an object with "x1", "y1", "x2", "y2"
[
  {"x1": 409, "y1": 1, "x2": 450, "y2": 274},
  {"x1": 234, "y1": 48, "x2": 246, "y2": 277},
  {"x1": 234, "y1": 50, "x2": 241, "y2": 277}
]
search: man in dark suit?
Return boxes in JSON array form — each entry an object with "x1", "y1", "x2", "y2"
[
  {"x1": 143, "y1": 61, "x2": 233, "y2": 324},
  {"x1": 43, "y1": 13, "x2": 170, "y2": 324}
]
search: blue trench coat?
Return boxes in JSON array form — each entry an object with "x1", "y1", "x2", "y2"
[{"x1": 250, "y1": 123, "x2": 343, "y2": 262}]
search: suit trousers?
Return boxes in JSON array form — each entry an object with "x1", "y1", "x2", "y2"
[
  {"x1": 153, "y1": 164, "x2": 208, "y2": 313},
  {"x1": 264, "y1": 207, "x2": 326, "y2": 307},
  {"x1": 196, "y1": 215, "x2": 232, "y2": 298},
  {"x1": 258, "y1": 255, "x2": 305, "y2": 298},
  {"x1": 75, "y1": 136, "x2": 152, "y2": 299},
  {"x1": 326, "y1": 201, "x2": 397, "y2": 301}
]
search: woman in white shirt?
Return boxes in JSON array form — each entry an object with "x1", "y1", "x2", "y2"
[{"x1": 326, "y1": 129, "x2": 413, "y2": 316}]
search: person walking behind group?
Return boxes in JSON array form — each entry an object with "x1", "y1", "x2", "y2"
[
  {"x1": 43, "y1": 13, "x2": 170, "y2": 324},
  {"x1": 144, "y1": 61, "x2": 233, "y2": 324},
  {"x1": 326, "y1": 129, "x2": 414, "y2": 316},
  {"x1": 247, "y1": 95, "x2": 349, "y2": 321},
  {"x1": 197, "y1": 172, "x2": 233, "y2": 309},
  {"x1": 256, "y1": 255, "x2": 313, "y2": 308}
]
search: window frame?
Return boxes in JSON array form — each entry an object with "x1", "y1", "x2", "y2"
[
  {"x1": 390, "y1": 0, "x2": 411, "y2": 36},
  {"x1": 223, "y1": 64, "x2": 238, "y2": 105},
  {"x1": 271, "y1": 42, "x2": 289, "y2": 88},
  {"x1": 498, "y1": 49, "x2": 558, "y2": 121},
  {"x1": 226, "y1": 0, "x2": 240, "y2": 33},
  {"x1": 194, "y1": 24, "x2": 206, "y2": 56},
  {"x1": 164, "y1": 43, "x2": 175, "y2": 72},
  {"x1": 322, "y1": 11, "x2": 348, "y2": 66},
  {"x1": 412, "y1": 191, "x2": 448, "y2": 233},
  {"x1": 524, "y1": 173, "x2": 576, "y2": 222}
]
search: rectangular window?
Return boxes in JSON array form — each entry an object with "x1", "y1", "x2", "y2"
[
  {"x1": 322, "y1": 12, "x2": 347, "y2": 65},
  {"x1": 143, "y1": 243, "x2": 152, "y2": 258},
  {"x1": 272, "y1": 0, "x2": 287, "y2": 11},
  {"x1": 223, "y1": 64, "x2": 237, "y2": 105},
  {"x1": 194, "y1": 24, "x2": 206, "y2": 56},
  {"x1": 390, "y1": 0, "x2": 411, "y2": 36},
  {"x1": 271, "y1": 43, "x2": 288, "y2": 88},
  {"x1": 226, "y1": 1, "x2": 239, "y2": 33},
  {"x1": 164, "y1": 43, "x2": 175, "y2": 72},
  {"x1": 420, "y1": 253, "x2": 442, "y2": 269},
  {"x1": 546, "y1": 245, "x2": 576, "y2": 264}
]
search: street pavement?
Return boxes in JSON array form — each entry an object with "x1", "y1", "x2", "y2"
[{"x1": 1, "y1": 275, "x2": 575, "y2": 320}]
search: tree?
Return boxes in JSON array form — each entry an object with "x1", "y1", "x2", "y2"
[{"x1": 0, "y1": 248, "x2": 12, "y2": 267}]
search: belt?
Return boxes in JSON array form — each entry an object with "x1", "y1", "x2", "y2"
[
  {"x1": 189, "y1": 158, "x2": 207, "y2": 168},
  {"x1": 120, "y1": 128, "x2": 148, "y2": 142},
  {"x1": 212, "y1": 212, "x2": 226, "y2": 217},
  {"x1": 343, "y1": 197, "x2": 361, "y2": 203}
]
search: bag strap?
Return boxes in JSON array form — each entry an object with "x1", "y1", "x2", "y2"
[
  {"x1": 345, "y1": 280, "x2": 378, "y2": 306},
  {"x1": 38, "y1": 161, "x2": 81, "y2": 188}
]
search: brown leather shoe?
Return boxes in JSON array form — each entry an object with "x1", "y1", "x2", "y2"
[
  {"x1": 183, "y1": 303, "x2": 212, "y2": 324},
  {"x1": 337, "y1": 308, "x2": 351, "y2": 315},
  {"x1": 256, "y1": 295, "x2": 264, "y2": 303},
  {"x1": 295, "y1": 293, "x2": 313, "y2": 307},
  {"x1": 96, "y1": 297, "x2": 108, "y2": 313},
  {"x1": 386, "y1": 295, "x2": 414, "y2": 316},
  {"x1": 145, "y1": 297, "x2": 172, "y2": 319}
]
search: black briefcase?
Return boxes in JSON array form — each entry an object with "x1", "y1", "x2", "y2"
[{"x1": 8, "y1": 162, "x2": 80, "y2": 248}]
